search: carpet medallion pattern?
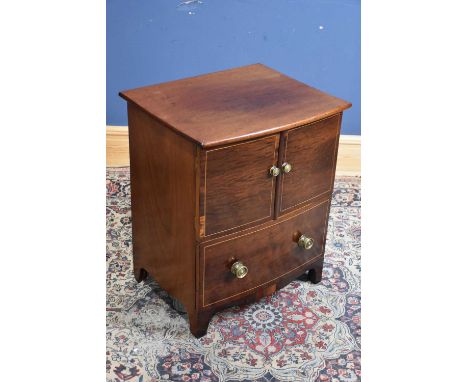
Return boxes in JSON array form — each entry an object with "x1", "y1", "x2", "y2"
[{"x1": 106, "y1": 168, "x2": 361, "y2": 382}]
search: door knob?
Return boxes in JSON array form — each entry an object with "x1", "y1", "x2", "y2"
[
  {"x1": 298, "y1": 234, "x2": 314, "y2": 250},
  {"x1": 231, "y1": 261, "x2": 248, "y2": 278},
  {"x1": 269, "y1": 166, "x2": 280, "y2": 177},
  {"x1": 282, "y1": 162, "x2": 292, "y2": 173}
]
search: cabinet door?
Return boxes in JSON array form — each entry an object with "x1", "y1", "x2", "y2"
[
  {"x1": 200, "y1": 135, "x2": 279, "y2": 237},
  {"x1": 278, "y1": 114, "x2": 341, "y2": 214}
]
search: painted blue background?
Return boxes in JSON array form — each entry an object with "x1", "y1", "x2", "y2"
[{"x1": 107, "y1": 0, "x2": 360, "y2": 135}]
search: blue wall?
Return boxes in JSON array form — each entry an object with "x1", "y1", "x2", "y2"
[{"x1": 107, "y1": 0, "x2": 360, "y2": 135}]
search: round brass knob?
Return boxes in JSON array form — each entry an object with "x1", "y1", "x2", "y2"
[
  {"x1": 269, "y1": 166, "x2": 280, "y2": 177},
  {"x1": 282, "y1": 162, "x2": 292, "y2": 173},
  {"x1": 298, "y1": 234, "x2": 314, "y2": 250},
  {"x1": 231, "y1": 261, "x2": 248, "y2": 278}
]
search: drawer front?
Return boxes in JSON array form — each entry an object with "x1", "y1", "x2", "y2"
[
  {"x1": 200, "y1": 199, "x2": 330, "y2": 307},
  {"x1": 279, "y1": 114, "x2": 341, "y2": 214},
  {"x1": 201, "y1": 135, "x2": 279, "y2": 237}
]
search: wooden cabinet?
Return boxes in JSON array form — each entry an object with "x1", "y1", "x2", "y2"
[{"x1": 120, "y1": 64, "x2": 351, "y2": 337}]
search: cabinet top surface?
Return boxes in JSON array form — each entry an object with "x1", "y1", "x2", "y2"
[{"x1": 120, "y1": 64, "x2": 351, "y2": 148}]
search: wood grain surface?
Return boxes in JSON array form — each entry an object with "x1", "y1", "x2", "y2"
[
  {"x1": 279, "y1": 114, "x2": 341, "y2": 213},
  {"x1": 201, "y1": 136, "x2": 279, "y2": 237},
  {"x1": 200, "y1": 199, "x2": 330, "y2": 308},
  {"x1": 127, "y1": 103, "x2": 198, "y2": 316},
  {"x1": 120, "y1": 64, "x2": 351, "y2": 148}
]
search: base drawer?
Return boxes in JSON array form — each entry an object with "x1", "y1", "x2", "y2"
[{"x1": 200, "y1": 199, "x2": 330, "y2": 308}]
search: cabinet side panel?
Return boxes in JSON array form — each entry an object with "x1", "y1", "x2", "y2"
[{"x1": 127, "y1": 102, "x2": 197, "y2": 312}]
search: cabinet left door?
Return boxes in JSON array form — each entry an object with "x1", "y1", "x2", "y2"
[{"x1": 200, "y1": 135, "x2": 279, "y2": 237}]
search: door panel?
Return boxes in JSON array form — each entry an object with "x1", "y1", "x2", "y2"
[
  {"x1": 201, "y1": 135, "x2": 279, "y2": 236},
  {"x1": 279, "y1": 114, "x2": 341, "y2": 214}
]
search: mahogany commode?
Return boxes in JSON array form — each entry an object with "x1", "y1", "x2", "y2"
[{"x1": 119, "y1": 64, "x2": 351, "y2": 337}]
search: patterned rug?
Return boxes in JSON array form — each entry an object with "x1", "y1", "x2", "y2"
[{"x1": 107, "y1": 168, "x2": 361, "y2": 382}]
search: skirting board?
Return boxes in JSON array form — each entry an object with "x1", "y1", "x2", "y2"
[{"x1": 106, "y1": 126, "x2": 361, "y2": 176}]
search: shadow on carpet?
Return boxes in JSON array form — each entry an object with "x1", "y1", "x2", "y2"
[{"x1": 106, "y1": 168, "x2": 361, "y2": 382}]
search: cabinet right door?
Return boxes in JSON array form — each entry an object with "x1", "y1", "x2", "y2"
[{"x1": 278, "y1": 113, "x2": 342, "y2": 215}]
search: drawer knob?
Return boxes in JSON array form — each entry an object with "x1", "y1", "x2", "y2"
[
  {"x1": 298, "y1": 234, "x2": 314, "y2": 250},
  {"x1": 282, "y1": 162, "x2": 292, "y2": 173},
  {"x1": 231, "y1": 261, "x2": 248, "y2": 278},
  {"x1": 269, "y1": 166, "x2": 280, "y2": 177}
]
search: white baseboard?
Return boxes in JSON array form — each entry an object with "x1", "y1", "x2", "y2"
[
  {"x1": 106, "y1": 126, "x2": 360, "y2": 176},
  {"x1": 336, "y1": 134, "x2": 361, "y2": 176}
]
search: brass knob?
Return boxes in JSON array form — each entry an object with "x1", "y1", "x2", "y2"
[
  {"x1": 282, "y1": 162, "x2": 292, "y2": 173},
  {"x1": 231, "y1": 261, "x2": 248, "y2": 278},
  {"x1": 269, "y1": 166, "x2": 280, "y2": 177},
  {"x1": 298, "y1": 234, "x2": 314, "y2": 250}
]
